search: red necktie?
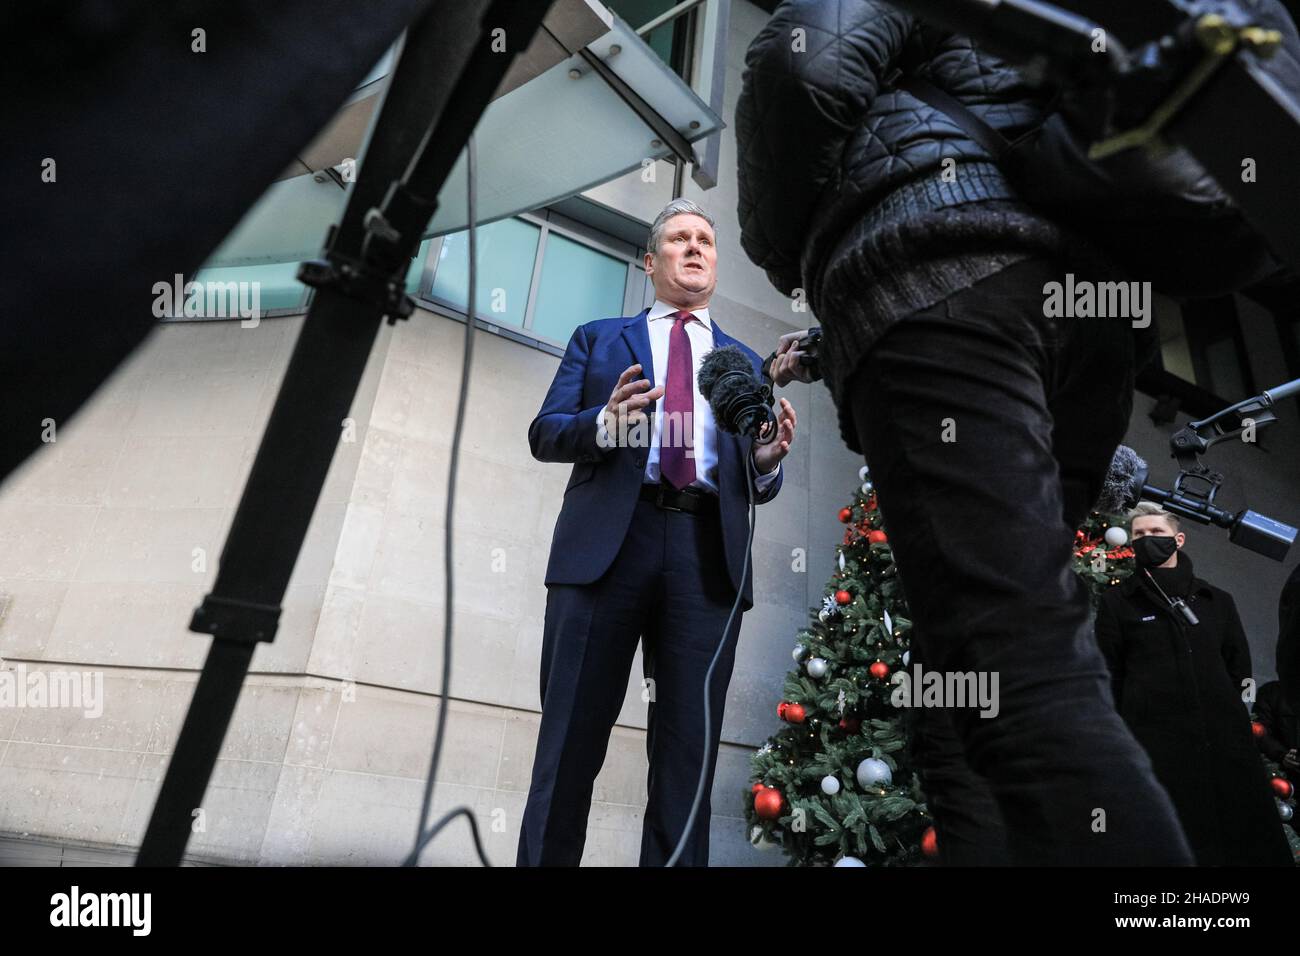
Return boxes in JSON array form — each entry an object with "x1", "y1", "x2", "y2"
[{"x1": 659, "y1": 310, "x2": 698, "y2": 490}]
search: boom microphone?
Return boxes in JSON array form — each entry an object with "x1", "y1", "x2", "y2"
[
  {"x1": 698, "y1": 345, "x2": 777, "y2": 442},
  {"x1": 1099, "y1": 443, "x2": 1296, "y2": 561}
]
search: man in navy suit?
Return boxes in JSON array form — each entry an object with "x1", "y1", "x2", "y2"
[{"x1": 517, "y1": 199, "x2": 798, "y2": 866}]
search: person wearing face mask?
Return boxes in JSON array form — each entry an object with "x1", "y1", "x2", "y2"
[{"x1": 1094, "y1": 502, "x2": 1294, "y2": 865}]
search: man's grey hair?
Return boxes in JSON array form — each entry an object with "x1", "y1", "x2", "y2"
[
  {"x1": 647, "y1": 199, "x2": 716, "y2": 256},
  {"x1": 1128, "y1": 500, "x2": 1181, "y2": 533}
]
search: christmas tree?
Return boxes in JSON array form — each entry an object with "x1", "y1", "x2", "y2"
[
  {"x1": 1249, "y1": 717, "x2": 1300, "y2": 860},
  {"x1": 744, "y1": 466, "x2": 934, "y2": 866},
  {"x1": 1072, "y1": 510, "x2": 1136, "y2": 604}
]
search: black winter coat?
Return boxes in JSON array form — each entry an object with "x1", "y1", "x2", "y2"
[
  {"x1": 737, "y1": 0, "x2": 1300, "y2": 303},
  {"x1": 1096, "y1": 569, "x2": 1293, "y2": 865},
  {"x1": 736, "y1": 0, "x2": 1299, "y2": 449},
  {"x1": 736, "y1": 0, "x2": 1052, "y2": 300}
]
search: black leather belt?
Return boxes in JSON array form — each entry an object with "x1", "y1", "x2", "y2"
[{"x1": 639, "y1": 481, "x2": 718, "y2": 516}]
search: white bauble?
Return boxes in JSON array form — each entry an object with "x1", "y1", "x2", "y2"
[
  {"x1": 859, "y1": 465, "x2": 870, "y2": 481},
  {"x1": 807, "y1": 657, "x2": 829, "y2": 679},
  {"x1": 861, "y1": 482, "x2": 873, "y2": 495},
  {"x1": 1280, "y1": 800, "x2": 1295, "y2": 823},
  {"x1": 819, "y1": 608, "x2": 830, "y2": 623},
  {"x1": 834, "y1": 855, "x2": 866, "y2": 867},
  {"x1": 1104, "y1": 526, "x2": 1128, "y2": 547},
  {"x1": 902, "y1": 650, "x2": 911, "y2": 667},
  {"x1": 821, "y1": 774, "x2": 841, "y2": 796},
  {"x1": 838, "y1": 551, "x2": 846, "y2": 571},
  {"x1": 883, "y1": 608, "x2": 893, "y2": 634},
  {"x1": 792, "y1": 644, "x2": 806, "y2": 662},
  {"x1": 750, "y1": 825, "x2": 779, "y2": 850},
  {"x1": 856, "y1": 757, "x2": 892, "y2": 788}
]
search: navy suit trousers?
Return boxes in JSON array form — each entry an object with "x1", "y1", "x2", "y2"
[{"x1": 516, "y1": 494, "x2": 744, "y2": 867}]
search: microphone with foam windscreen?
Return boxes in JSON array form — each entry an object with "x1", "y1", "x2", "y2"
[
  {"x1": 698, "y1": 345, "x2": 777, "y2": 443},
  {"x1": 1096, "y1": 444, "x2": 1149, "y2": 514}
]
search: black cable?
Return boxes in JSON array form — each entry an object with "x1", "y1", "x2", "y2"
[
  {"x1": 666, "y1": 444, "x2": 759, "y2": 867},
  {"x1": 403, "y1": 131, "x2": 486, "y2": 867}
]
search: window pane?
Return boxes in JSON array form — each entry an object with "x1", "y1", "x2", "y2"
[
  {"x1": 430, "y1": 218, "x2": 539, "y2": 326},
  {"x1": 531, "y1": 232, "x2": 629, "y2": 343},
  {"x1": 404, "y1": 238, "x2": 432, "y2": 294},
  {"x1": 186, "y1": 261, "x2": 305, "y2": 314}
]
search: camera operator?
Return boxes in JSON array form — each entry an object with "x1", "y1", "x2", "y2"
[
  {"x1": 738, "y1": 0, "x2": 1195, "y2": 864},
  {"x1": 1095, "y1": 503, "x2": 1293, "y2": 865}
]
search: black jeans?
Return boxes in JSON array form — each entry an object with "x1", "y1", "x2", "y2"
[{"x1": 844, "y1": 256, "x2": 1193, "y2": 865}]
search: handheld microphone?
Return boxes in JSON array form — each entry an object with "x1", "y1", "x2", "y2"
[{"x1": 698, "y1": 345, "x2": 778, "y2": 443}]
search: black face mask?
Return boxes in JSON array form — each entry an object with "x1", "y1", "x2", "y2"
[{"x1": 1133, "y1": 534, "x2": 1179, "y2": 568}]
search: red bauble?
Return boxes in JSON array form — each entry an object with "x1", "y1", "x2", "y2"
[
  {"x1": 1251, "y1": 720, "x2": 1267, "y2": 738},
  {"x1": 1271, "y1": 776, "x2": 1295, "y2": 799},
  {"x1": 866, "y1": 495, "x2": 877, "y2": 511},
  {"x1": 921, "y1": 826, "x2": 939, "y2": 858},
  {"x1": 869, "y1": 661, "x2": 890, "y2": 680},
  {"x1": 754, "y1": 787, "x2": 784, "y2": 820},
  {"x1": 838, "y1": 507, "x2": 853, "y2": 523},
  {"x1": 752, "y1": 781, "x2": 766, "y2": 794},
  {"x1": 782, "y1": 702, "x2": 806, "y2": 724},
  {"x1": 838, "y1": 717, "x2": 861, "y2": 734},
  {"x1": 835, "y1": 589, "x2": 853, "y2": 605},
  {"x1": 867, "y1": 530, "x2": 888, "y2": 544}
]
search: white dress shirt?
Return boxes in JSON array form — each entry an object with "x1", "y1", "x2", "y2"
[{"x1": 597, "y1": 299, "x2": 781, "y2": 495}]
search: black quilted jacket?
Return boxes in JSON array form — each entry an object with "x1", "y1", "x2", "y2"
[{"x1": 736, "y1": 0, "x2": 1101, "y2": 450}]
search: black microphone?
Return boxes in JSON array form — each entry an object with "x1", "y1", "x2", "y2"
[
  {"x1": 1096, "y1": 444, "x2": 1149, "y2": 514},
  {"x1": 698, "y1": 345, "x2": 777, "y2": 443}
]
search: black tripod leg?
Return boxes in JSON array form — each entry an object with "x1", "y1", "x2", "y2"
[
  {"x1": 137, "y1": 640, "x2": 256, "y2": 865},
  {"x1": 135, "y1": 281, "x2": 388, "y2": 865}
]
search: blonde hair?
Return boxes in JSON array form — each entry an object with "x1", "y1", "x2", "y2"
[{"x1": 1127, "y1": 501, "x2": 1180, "y2": 533}]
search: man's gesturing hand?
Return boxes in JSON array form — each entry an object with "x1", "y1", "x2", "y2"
[
  {"x1": 601, "y1": 363, "x2": 663, "y2": 446},
  {"x1": 753, "y1": 397, "x2": 796, "y2": 474}
]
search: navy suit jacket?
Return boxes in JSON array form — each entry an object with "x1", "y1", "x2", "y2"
[{"x1": 529, "y1": 308, "x2": 782, "y2": 610}]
